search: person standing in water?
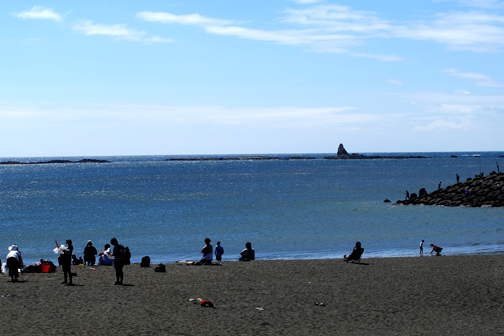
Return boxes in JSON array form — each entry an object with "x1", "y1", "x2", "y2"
[{"x1": 419, "y1": 240, "x2": 424, "y2": 255}]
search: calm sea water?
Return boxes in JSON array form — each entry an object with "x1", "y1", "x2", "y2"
[{"x1": 1, "y1": 152, "x2": 503, "y2": 265}]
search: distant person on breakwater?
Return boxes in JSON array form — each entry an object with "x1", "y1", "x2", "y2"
[
  {"x1": 200, "y1": 237, "x2": 213, "y2": 265},
  {"x1": 430, "y1": 244, "x2": 443, "y2": 256},
  {"x1": 83, "y1": 240, "x2": 98, "y2": 266},
  {"x1": 344, "y1": 242, "x2": 364, "y2": 263},
  {"x1": 419, "y1": 240, "x2": 424, "y2": 255},
  {"x1": 239, "y1": 242, "x2": 255, "y2": 261},
  {"x1": 456, "y1": 174, "x2": 460, "y2": 184},
  {"x1": 215, "y1": 241, "x2": 224, "y2": 262},
  {"x1": 438, "y1": 181, "x2": 442, "y2": 190},
  {"x1": 405, "y1": 190, "x2": 409, "y2": 200}
]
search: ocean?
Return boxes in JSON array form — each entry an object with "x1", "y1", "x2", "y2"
[{"x1": 1, "y1": 151, "x2": 503, "y2": 265}]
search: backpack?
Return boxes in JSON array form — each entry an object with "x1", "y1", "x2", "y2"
[
  {"x1": 140, "y1": 256, "x2": 150, "y2": 267},
  {"x1": 154, "y1": 263, "x2": 166, "y2": 272},
  {"x1": 116, "y1": 245, "x2": 130, "y2": 264}
]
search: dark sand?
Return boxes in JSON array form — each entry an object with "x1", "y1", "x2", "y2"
[{"x1": 1, "y1": 255, "x2": 504, "y2": 335}]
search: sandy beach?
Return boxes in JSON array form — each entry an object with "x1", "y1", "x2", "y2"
[{"x1": 1, "y1": 255, "x2": 503, "y2": 335}]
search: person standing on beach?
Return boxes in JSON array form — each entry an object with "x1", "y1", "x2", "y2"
[
  {"x1": 419, "y1": 240, "x2": 424, "y2": 255},
  {"x1": 215, "y1": 241, "x2": 224, "y2": 262},
  {"x1": 110, "y1": 238, "x2": 125, "y2": 285},
  {"x1": 5, "y1": 245, "x2": 24, "y2": 282},
  {"x1": 200, "y1": 237, "x2": 213, "y2": 265},
  {"x1": 59, "y1": 239, "x2": 73, "y2": 285}
]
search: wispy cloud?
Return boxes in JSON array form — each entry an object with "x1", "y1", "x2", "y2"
[
  {"x1": 137, "y1": 12, "x2": 233, "y2": 26},
  {"x1": 413, "y1": 118, "x2": 470, "y2": 131},
  {"x1": 386, "y1": 79, "x2": 405, "y2": 85},
  {"x1": 443, "y1": 68, "x2": 503, "y2": 87},
  {"x1": 14, "y1": 6, "x2": 63, "y2": 22},
  {"x1": 72, "y1": 20, "x2": 146, "y2": 41},
  {"x1": 436, "y1": 0, "x2": 504, "y2": 8}
]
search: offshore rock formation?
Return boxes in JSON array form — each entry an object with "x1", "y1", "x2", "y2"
[
  {"x1": 325, "y1": 144, "x2": 426, "y2": 160},
  {"x1": 397, "y1": 171, "x2": 504, "y2": 207},
  {"x1": 0, "y1": 159, "x2": 109, "y2": 165}
]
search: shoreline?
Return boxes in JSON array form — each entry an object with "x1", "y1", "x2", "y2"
[{"x1": 2, "y1": 254, "x2": 503, "y2": 335}]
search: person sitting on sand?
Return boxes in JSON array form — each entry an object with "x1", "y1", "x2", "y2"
[
  {"x1": 344, "y1": 242, "x2": 364, "y2": 263},
  {"x1": 430, "y1": 244, "x2": 443, "y2": 256},
  {"x1": 239, "y1": 242, "x2": 255, "y2": 261},
  {"x1": 200, "y1": 237, "x2": 213, "y2": 265},
  {"x1": 83, "y1": 240, "x2": 98, "y2": 266},
  {"x1": 5, "y1": 245, "x2": 24, "y2": 282},
  {"x1": 98, "y1": 244, "x2": 114, "y2": 265}
]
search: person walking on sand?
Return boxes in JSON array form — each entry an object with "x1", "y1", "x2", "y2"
[
  {"x1": 5, "y1": 245, "x2": 24, "y2": 282},
  {"x1": 200, "y1": 237, "x2": 213, "y2": 265},
  {"x1": 215, "y1": 241, "x2": 224, "y2": 262},
  {"x1": 419, "y1": 240, "x2": 424, "y2": 255},
  {"x1": 110, "y1": 238, "x2": 125, "y2": 285}
]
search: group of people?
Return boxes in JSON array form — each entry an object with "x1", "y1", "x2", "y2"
[
  {"x1": 53, "y1": 238, "x2": 129, "y2": 285},
  {"x1": 199, "y1": 238, "x2": 255, "y2": 264}
]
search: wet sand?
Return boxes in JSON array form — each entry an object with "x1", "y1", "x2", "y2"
[{"x1": 1, "y1": 255, "x2": 503, "y2": 335}]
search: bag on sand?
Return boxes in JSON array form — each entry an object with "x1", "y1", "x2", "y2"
[
  {"x1": 154, "y1": 264, "x2": 166, "y2": 272},
  {"x1": 140, "y1": 256, "x2": 150, "y2": 267},
  {"x1": 200, "y1": 300, "x2": 214, "y2": 308}
]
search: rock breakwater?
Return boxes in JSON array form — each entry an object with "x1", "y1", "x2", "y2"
[{"x1": 397, "y1": 171, "x2": 504, "y2": 207}]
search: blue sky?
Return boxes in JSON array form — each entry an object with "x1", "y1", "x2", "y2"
[{"x1": 1, "y1": 0, "x2": 503, "y2": 156}]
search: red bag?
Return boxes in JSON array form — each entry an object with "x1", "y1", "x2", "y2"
[{"x1": 200, "y1": 300, "x2": 214, "y2": 308}]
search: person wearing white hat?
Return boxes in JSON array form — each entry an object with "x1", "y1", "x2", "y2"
[{"x1": 6, "y1": 245, "x2": 24, "y2": 282}]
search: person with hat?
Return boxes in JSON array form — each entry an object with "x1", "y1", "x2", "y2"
[
  {"x1": 58, "y1": 239, "x2": 74, "y2": 285},
  {"x1": 5, "y1": 245, "x2": 24, "y2": 282},
  {"x1": 83, "y1": 240, "x2": 98, "y2": 266},
  {"x1": 200, "y1": 237, "x2": 213, "y2": 265}
]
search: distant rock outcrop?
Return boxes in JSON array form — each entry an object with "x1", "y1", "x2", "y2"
[
  {"x1": 396, "y1": 171, "x2": 504, "y2": 207},
  {"x1": 0, "y1": 158, "x2": 109, "y2": 165},
  {"x1": 325, "y1": 144, "x2": 426, "y2": 160}
]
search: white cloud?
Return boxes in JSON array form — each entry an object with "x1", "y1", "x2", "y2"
[
  {"x1": 443, "y1": 68, "x2": 503, "y2": 87},
  {"x1": 386, "y1": 79, "x2": 405, "y2": 85},
  {"x1": 14, "y1": 6, "x2": 62, "y2": 22},
  {"x1": 137, "y1": 12, "x2": 233, "y2": 26},
  {"x1": 439, "y1": 0, "x2": 504, "y2": 8},
  {"x1": 413, "y1": 118, "x2": 469, "y2": 131},
  {"x1": 454, "y1": 89, "x2": 472, "y2": 94},
  {"x1": 72, "y1": 20, "x2": 146, "y2": 41},
  {"x1": 393, "y1": 11, "x2": 504, "y2": 52},
  {"x1": 143, "y1": 36, "x2": 175, "y2": 44}
]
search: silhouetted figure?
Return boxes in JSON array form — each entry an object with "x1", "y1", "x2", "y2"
[
  {"x1": 239, "y1": 242, "x2": 255, "y2": 261},
  {"x1": 456, "y1": 174, "x2": 460, "y2": 183},
  {"x1": 344, "y1": 242, "x2": 364, "y2": 263},
  {"x1": 215, "y1": 241, "x2": 224, "y2": 262},
  {"x1": 110, "y1": 238, "x2": 125, "y2": 285},
  {"x1": 200, "y1": 237, "x2": 213, "y2": 265},
  {"x1": 83, "y1": 240, "x2": 98, "y2": 266}
]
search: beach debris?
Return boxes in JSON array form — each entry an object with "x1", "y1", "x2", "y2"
[
  {"x1": 199, "y1": 300, "x2": 215, "y2": 308},
  {"x1": 314, "y1": 302, "x2": 326, "y2": 307},
  {"x1": 1, "y1": 294, "x2": 14, "y2": 298},
  {"x1": 256, "y1": 307, "x2": 265, "y2": 311}
]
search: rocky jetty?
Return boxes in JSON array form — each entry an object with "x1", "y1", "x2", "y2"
[
  {"x1": 0, "y1": 158, "x2": 109, "y2": 165},
  {"x1": 324, "y1": 144, "x2": 426, "y2": 160},
  {"x1": 397, "y1": 171, "x2": 504, "y2": 207}
]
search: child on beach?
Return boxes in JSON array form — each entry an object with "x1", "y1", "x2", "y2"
[
  {"x1": 215, "y1": 241, "x2": 224, "y2": 262},
  {"x1": 420, "y1": 240, "x2": 424, "y2": 255}
]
